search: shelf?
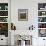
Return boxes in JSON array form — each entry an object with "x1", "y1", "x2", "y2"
[
  {"x1": 0, "y1": 11, "x2": 8, "y2": 16},
  {"x1": 38, "y1": 3, "x2": 46, "y2": 37},
  {"x1": 38, "y1": 10, "x2": 46, "y2": 11},
  {"x1": 38, "y1": 22, "x2": 46, "y2": 23},
  {"x1": 38, "y1": 15, "x2": 46, "y2": 17},
  {"x1": 38, "y1": 28, "x2": 46, "y2": 29},
  {"x1": 0, "y1": 22, "x2": 8, "y2": 23},
  {"x1": 0, "y1": 10, "x2": 8, "y2": 11},
  {"x1": 0, "y1": 3, "x2": 8, "y2": 37},
  {"x1": 0, "y1": 16, "x2": 8, "y2": 17}
]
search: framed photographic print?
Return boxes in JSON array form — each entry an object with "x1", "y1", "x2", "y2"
[{"x1": 18, "y1": 9, "x2": 28, "y2": 21}]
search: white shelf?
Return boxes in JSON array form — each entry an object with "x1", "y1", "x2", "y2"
[
  {"x1": 0, "y1": 10, "x2": 8, "y2": 11},
  {"x1": 0, "y1": 22, "x2": 8, "y2": 23},
  {"x1": 38, "y1": 10, "x2": 46, "y2": 11},
  {"x1": 38, "y1": 16, "x2": 46, "y2": 17},
  {"x1": 38, "y1": 22, "x2": 46, "y2": 23},
  {"x1": 38, "y1": 28, "x2": 46, "y2": 29},
  {"x1": 0, "y1": 16, "x2": 8, "y2": 17}
]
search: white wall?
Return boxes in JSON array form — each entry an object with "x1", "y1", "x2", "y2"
[
  {"x1": 0, "y1": 0, "x2": 8, "y2": 3},
  {"x1": 11, "y1": 0, "x2": 46, "y2": 46},
  {"x1": 11, "y1": 0, "x2": 46, "y2": 30},
  {"x1": 11, "y1": 0, "x2": 38, "y2": 30}
]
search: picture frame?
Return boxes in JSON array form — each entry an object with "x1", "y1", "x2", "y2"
[{"x1": 18, "y1": 9, "x2": 28, "y2": 21}]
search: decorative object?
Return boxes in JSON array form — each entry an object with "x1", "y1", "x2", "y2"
[
  {"x1": 38, "y1": 23, "x2": 46, "y2": 28},
  {"x1": 0, "y1": 11, "x2": 8, "y2": 16},
  {"x1": 5, "y1": 6, "x2": 8, "y2": 10},
  {"x1": 40, "y1": 8, "x2": 44, "y2": 10},
  {"x1": 38, "y1": 11, "x2": 46, "y2": 16},
  {"x1": 15, "y1": 35, "x2": 32, "y2": 46},
  {"x1": 0, "y1": 23, "x2": 8, "y2": 37},
  {"x1": 42, "y1": 12, "x2": 45, "y2": 15},
  {"x1": 0, "y1": 17, "x2": 8, "y2": 22},
  {"x1": 39, "y1": 29, "x2": 46, "y2": 37},
  {"x1": 38, "y1": 3, "x2": 46, "y2": 10},
  {"x1": 18, "y1": 9, "x2": 28, "y2": 21},
  {"x1": 38, "y1": 17, "x2": 46, "y2": 22},
  {"x1": 0, "y1": 6, "x2": 1, "y2": 10},
  {"x1": 29, "y1": 25, "x2": 35, "y2": 30},
  {"x1": 0, "y1": 3, "x2": 8, "y2": 10},
  {"x1": 11, "y1": 23, "x2": 16, "y2": 30}
]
